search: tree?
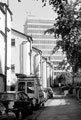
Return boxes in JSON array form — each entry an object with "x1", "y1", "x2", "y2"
[
  {"x1": 42, "y1": 0, "x2": 81, "y2": 75},
  {"x1": 54, "y1": 71, "x2": 72, "y2": 86}
]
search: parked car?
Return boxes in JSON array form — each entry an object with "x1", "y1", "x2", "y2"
[
  {"x1": 78, "y1": 87, "x2": 81, "y2": 100},
  {"x1": 0, "y1": 91, "x2": 33, "y2": 120},
  {"x1": 32, "y1": 89, "x2": 45, "y2": 110},
  {"x1": 0, "y1": 101, "x2": 16, "y2": 120},
  {"x1": 61, "y1": 86, "x2": 69, "y2": 91},
  {"x1": 43, "y1": 88, "x2": 49, "y2": 101},
  {"x1": 38, "y1": 89, "x2": 45, "y2": 106},
  {"x1": 45, "y1": 87, "x2": 54, "y2": 98},
  {"x1": 75, "y1": 86, "x2": 81, "y2": 101},
  {"x1": 16, "y1": 75, "x2": 45, "y2": 108}
]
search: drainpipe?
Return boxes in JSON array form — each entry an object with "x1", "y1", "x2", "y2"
[
  {"x1": 5, "y1": 5, "x2": 7, "y2": 91},
  {"x1": 30, "y1": 40, "x2": 32, "y2": 75},
  {"x1": 21, "y1": 41, "x2": 27, "y2": 74}
]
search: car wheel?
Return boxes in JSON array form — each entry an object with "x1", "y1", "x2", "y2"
[
  {"x1": 33, "y1": 98, "x2": 40, "y2": 110},
  {"x1": 42, "y1": 102, "x2": 45, "y2": 107}
]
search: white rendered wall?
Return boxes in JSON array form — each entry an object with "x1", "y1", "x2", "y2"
[
  {"x1": 31, "y1": 50, "x2": 36, "y2": 75},
  {"x1": 22, "y1": 41, "x2": 30, "y2": 75},
  {"x1": 46, "y1": 63, "x2": 50, "y2": 87},
  {"x1": 42, "y1": 60, "x2": 47, "y2": 88},
  {"x1": 0, "y1": 10, "x2": 5, "y2": 75},
  {"x1": 11, "y1": 30, "x2": 31, "y2": 77},
  {"x1": 31, "y1": 49, "x2": 42, "y2": 86},
  {"x1": 34, "y1": 54, "x2": 41, "y2": 78}
]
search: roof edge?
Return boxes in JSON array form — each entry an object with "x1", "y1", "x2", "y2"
[{"x1": 11, "y1": 28, "x2": 33, "y2": 42}]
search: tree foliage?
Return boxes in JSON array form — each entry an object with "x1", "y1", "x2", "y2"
[
  {"x1": 43, "y1": 0, "x2": 81, "y2": 73},
  {"x1": 58, "y1": 72, "x2": 72, "y2": 84}
]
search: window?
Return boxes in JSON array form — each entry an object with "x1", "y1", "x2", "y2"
[
  {"x1": 11, "y1": 64, "x2": 15, "y2": 72},
  {"x1": 18, "y1": 82, "x2": 25, "y2": 92},
  {"x1": 54, "y1": 72, "x2": 61, "y2": 76},
  {"x1": 11, "y1": 39, "x2": 15, "y2": 46},
  {"x1": 27, "y1": 82, "x2": 34, "y2": 93}
]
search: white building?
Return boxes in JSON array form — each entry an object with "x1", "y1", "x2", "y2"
[
  {"x1": 46, "y1": 62, "x2": 54, "y2": 87},
  {"x1": 31, "y1": 48, "x2": 52, "y2": 88},
  {"x1": 0, "y1": 2, "x2": 12, "y2": 91},
  {"x1": 31, "y1": 47, "x2": 42, "y2": 86},
  {"x1": 41, "y1": 57, "x2": 47, "y2": 88},
  {"x1": 24, "y1": 15, "x2": 64, "y2": 82},
  {"x1": 11, "y1": 29, "x2": 32, "y2": 87}
]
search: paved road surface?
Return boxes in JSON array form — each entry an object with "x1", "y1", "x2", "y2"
[
  {"x1": 25, "y1": 88, "x2": 81, "y2": 120},
  {"x1": 37, "y1": 96, "x2": 81, "y2": 120}
]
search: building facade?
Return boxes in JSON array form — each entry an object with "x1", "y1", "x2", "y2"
[
  {"x1": 24, "y1": 15, "x2": 64, "y2": 80},
  {"x1": 0, "y1": 2, "x2": 12, "y2": 91},
  {"x1": 11, "y1": 28, "x2": 53, "y2": 89},
  {"x1": 11, "y1": 29, "x2": 49, "y2": 89},
  {"x1": 41, "y1": 57, "x2": 47, "y2": 88},
  {"x1": 31, "y1": 47, "x2": 42, "y2": 86},
  {"x1": 11, "y1": 29, "x2": 32, "y2": 86}
]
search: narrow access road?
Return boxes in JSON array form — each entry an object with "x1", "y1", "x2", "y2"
[{"x1": 27, "y1": 95, "x2": 81, "y2": 120}]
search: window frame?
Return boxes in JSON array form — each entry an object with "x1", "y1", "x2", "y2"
[{"x1": 11, "y1": 38, "x2": 15, "y2": 46}]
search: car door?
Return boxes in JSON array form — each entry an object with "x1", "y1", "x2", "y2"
[{"x1": 19, "y1": 92, "x2": 32, "y2": 112}]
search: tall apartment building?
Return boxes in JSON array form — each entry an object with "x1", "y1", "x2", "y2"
[{"x1": 24, "y1": 15, "x2": 64, "y2": 78}]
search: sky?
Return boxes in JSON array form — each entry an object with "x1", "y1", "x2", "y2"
[{"x1": 0, "y1": 0, "x2": 56, "y2": 33}]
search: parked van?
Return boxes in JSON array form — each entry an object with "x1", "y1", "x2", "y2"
[{"x1": 16, "y1": 74, "x2": 45, "y2": 107}]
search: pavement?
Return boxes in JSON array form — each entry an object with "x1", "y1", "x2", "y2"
[{"x1": 24, "y1": 87, "x2": 81, "y2": 120}]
